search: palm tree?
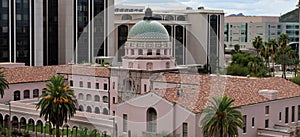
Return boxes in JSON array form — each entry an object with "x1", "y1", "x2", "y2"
[
  {"x1": 277, "y1": 33, "x2": 290, "y2": 79},
  {"x1": 252, "y1": 36, "x2": 263, "y2": 56},
  {"x1": 260, "y1": 43, "x2": 271, "y2": 75},
  {"x1": 36, "y1": 75, "x2": 76, "y2": 137},
  {"x1": 0, "y1": 68, "x2": 9, "y2": 98},
  {"x1": 200, "y1": 96, "x2": 243, "y2": 137},
  {"x1": 268, "y1": 39, "x2": 278, "y2": 77}
]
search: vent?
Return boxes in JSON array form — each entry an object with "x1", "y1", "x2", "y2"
[{"x1": 258, "y1": 90, "x2": 278, "y2": 100}]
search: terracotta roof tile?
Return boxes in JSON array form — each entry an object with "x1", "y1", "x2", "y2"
[
  {"x1": 3, "y1": 65, "x2": 110, "y2": 84},
  {"x1": 153, "y1": 73, "x2": 300, "y2": 113}
]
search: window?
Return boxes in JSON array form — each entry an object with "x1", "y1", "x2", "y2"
[
  {"x1": 14, "y1": 91, "x2": 20, "y2": 101},
  {"x1": 94, "y1": 95, "x2": 100, "y2": 102},
  {"x1": 70, "y1": 80, "x2": 73, "y2": 86},
  {"x1": 156, "y1": 49, "x2": 160, "y2": 55},
  {"x1": 2, "y1": 27, "x2": 8, "y2": 33},
  {"x1": 147, "y1": 49, "x2": 152, "y2": 55},
  {"x1": 265, "y1": 119, "x2": 269, "y2": 128},
  {"x1": 146, "y1": 62, "x2": 153, "y2": 70},
  {"x1": 164, "y1": 49, "x2": 168, "y2": 55},
  {"x1": 252, "y1": 117, "x2": 255, "y2": 127},
  {"x1": 104, "y1": 83, "x2": 108, "y2": 90},
  {"x1": 292, "y1": 106, "x2": 295, "y2": 122},
  {"x1": 86, "y1": 94, "x2": 92, "y2": 101},
  {"x1": 113, "y1": 82, "x2": 115, "y2": 89},
  {"x1": 182, "y1": 123, "x2": 188, "y2": 137},
  {"x1": 2, "y1": 0, "x2": 8, "y2": 7},
  {"x1": 166, "y1": 62, "x2": 170, "y2": 68},
  {"x1": 279, "y1": 112, "x2": 282, "y2": 121},
  {"x1": 138, "y1": 49, "x2": 143, "y2": 55},
  {"x1": 131, "y1": 49, "x2": 135, "y2": 55},
  {"x1": 285, "y1": 107, "x2": 289, "y2": 123},
  {"x1": 103, "y1": 108, "x2": 109, "y2": 115},
  {"x1": 78, "y1": 93, "x2": 84, "y2": 100},
  {"x1": 265, "y1": 106, "x2": 269, "y2": 115},
  {"x1": 123, "y1": 114, "x2": 128, "y2": 132},
  {"x1": 113, "y1": 97, "x2": 116, "y2": 104},
  {"x1": 243, "y1": 115, "x2": 247, "y2": 133},
  {"x1": 1, "y1": 14, "x2": 8, "y2": 20},
  {"x1": 87, "y1": 82, "x2": 91, "y2": 88},
  {"x1": 86, "y1": 106, "x2": 92, "y2": 113},
  {"x1": 144, "y1": 84, "x2": 147, "y2": 92},
  {"x1": 95, "y1": 83, "x2": 99, "y2": 89},
  {"x1": 103, "y1": 96, "x2": 108, "y2": 103},
  {"x1": 78, "y1": 105, "x2": 84, "y2": 111},
  {"x1": 298, "y1": 105, "x2": 300, "y2": 121},
  {"x1": 147, "y1": 108, "x2": 157, "y2": 132},
  {"x1": 24, "y1": 90, "x2": 30, "y2": 99},
  {"x1": 16, "y1": 14, "x2": 22, "y2": 20},
  {"x1": 79, "y1": 81, "x2": 83, "y2": 87},
  {"x1": 95, "y1": 107, "x2": 100, "y2": 114},
  {"x1": 33, "y1": 89, "x2": 39, "y2": 98}
]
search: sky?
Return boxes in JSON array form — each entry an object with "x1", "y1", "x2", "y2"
[{"x1": 117, "y1": 0, "x2": 299, "y2": 16}]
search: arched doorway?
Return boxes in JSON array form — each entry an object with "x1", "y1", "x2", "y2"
[
  {"x1": 20, "y1": 117, "x2": 26, "y2": 130},
  {"x1": 146, "y1": 108, "x2": 157, "y2": 132},
  {"x1": 36, "y1": 120, "x2": 43, "y2": 133},
  {"x1": 28, "y1": 119, "x2": 35, "y2": 132},
  {"x1": 4, "y1": 115, "x2": 9, "y2": 129},
  {"x1": 11, "y1": 116, "x2": 18, "y2": 129}
]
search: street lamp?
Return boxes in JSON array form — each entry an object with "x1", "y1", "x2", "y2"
[{"x1": 5, "y1": 101, "x2": 11, "y2": 137}]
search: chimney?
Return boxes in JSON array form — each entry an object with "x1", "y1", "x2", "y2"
[{"x1": 258, "y1": 90, "x2": 278, "y2": 100}]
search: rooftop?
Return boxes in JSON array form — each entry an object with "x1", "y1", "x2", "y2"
[
  {"x1": 3, "y1": 65, "x2": 110, "y2": 84},
  {"x1": 152, "y1": 73, "x2": 300, "y2": 113}
]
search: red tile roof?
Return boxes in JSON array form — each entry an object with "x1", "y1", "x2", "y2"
[
  {"x1": 3, "y1": 65, "x2": 110, "y2": 84},
  {"x1": 153, "y1": 73, "x2": 300, "y2": 113},
  {"x1": 57, "y1": 65, "x2": 110, "y2": 77}
]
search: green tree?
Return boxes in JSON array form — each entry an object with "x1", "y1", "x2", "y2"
[
  {"x1": 260, "y1": 42, "x2": 271, "y2": 75},
  {"x1": 276, "y1": 33, "x2": 290, "y2": 79},
  {"x1": 252, "y1": 36, "x2": 263, "y2": 56},
  {"x1": 200, "y1": 96, "x2": 243, "y2": 137},
  {"x1": 290, "y1": 75, "x2": 300, "y2": 86},
  {"x1": 36, "y1": 75, "x2": 76, "y2": 137},
  {"x1": 267, "y1": 39, "x2": 278, "y2": 77},
  {"x1": 0, "y1": 68, "x2": 9, "y2": 98},
  {"x1": 230, "y1": 44, "x2": 242, "y2": 55}
]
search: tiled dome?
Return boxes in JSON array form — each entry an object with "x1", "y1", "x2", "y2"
[{"x1": 127, "y1": 20, "x2": 170, "y2": 42}]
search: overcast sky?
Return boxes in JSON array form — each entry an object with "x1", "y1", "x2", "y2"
[{"x1": 116, "y1": 0, "x2": 299, "y2": 16}]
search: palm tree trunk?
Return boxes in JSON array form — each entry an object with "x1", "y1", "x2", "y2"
[
  {"x1": 272, "y1": 55, "x2": 275, "y2": 77},
  {"x1": 295, "y1": 64, "x2": 298, "y2": 77},
  {"x1": 283, "y1": 64, "x2": 286, "y2": 79},
  {"x1": 56, "y1": 124, "x2": 60, "y2": 137}
]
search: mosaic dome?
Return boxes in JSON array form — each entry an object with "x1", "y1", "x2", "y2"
[{"x1": 127, "y1": 20, "x2": 170, "y2": 42}]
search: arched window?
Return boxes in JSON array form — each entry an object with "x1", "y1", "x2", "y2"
[
  {"x1": 166, "y1": 62, "x2": 170, "y2": 68},
  {"x1": 156, "y1": 49, "x2": 160, "y2": 55},
  {"x1": 147, "y1": 49, "x2": 152, "y2": 56},
  {"x1": 86, "y1": 106, "x2": 92, "y2": 113},
  {"x1": 177, "y1": 15, "x2": 186, "y2": 21},
  {"x1": 165, "y1": 15, "x2": 174, "y2": 21},
  {"x1": 95, "y1": 107, "x2": 100, "y2": 114},
  {"x1": 147, "y1": 108, "x2": 157, "y2": 132},
  {"x1": 78, "y1": 93, "x2": 84, "y2": 100},
  {"x1": 146, "y1": 62, "x2": 153, "y2": 70},
  {"x1": 94, "y1": 95, "x2": 100, "y2": 102},
  {"x1": 115, "y1": 8, "x2": 119, "y2": 12},
  {"x1": 33, "y1": 89, "x2": 39, "y2": 98},
  {"x1": 24, "y1": 90, "x2": 30, "y2": 99},
  {"x1": 103, "y1": 108, "x2": 109, "y2": 115},
  {"x1": 138, "y1": 49, "x2": 143, "y2": 55},
  {"x1": 153, "y1": 15, "x2": 162, "y2": 20},
  {"x1": 103, "y1": 96, "x2": 108, "y2": 103},
  {"x1": 122, "y1": 14, "x2": 132, "y2": 20},
  {"x1": 86, "y1": 94, "x2": 92, "y2": 101},
  {"x1": 78, "y1": 105, "x2": 84, "y2": 111}
]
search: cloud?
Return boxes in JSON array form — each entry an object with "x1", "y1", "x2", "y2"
[{"x1": 121, "y1": 0, "x2": 299, "y2": 16}]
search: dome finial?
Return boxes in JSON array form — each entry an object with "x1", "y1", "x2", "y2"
[{"x1": 144, "y1": 7, "x2": 153, "y2": 20}]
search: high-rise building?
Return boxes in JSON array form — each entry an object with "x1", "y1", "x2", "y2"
[{"x1": 0, "y1": 0, "x2": 43, "y2": 66}]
